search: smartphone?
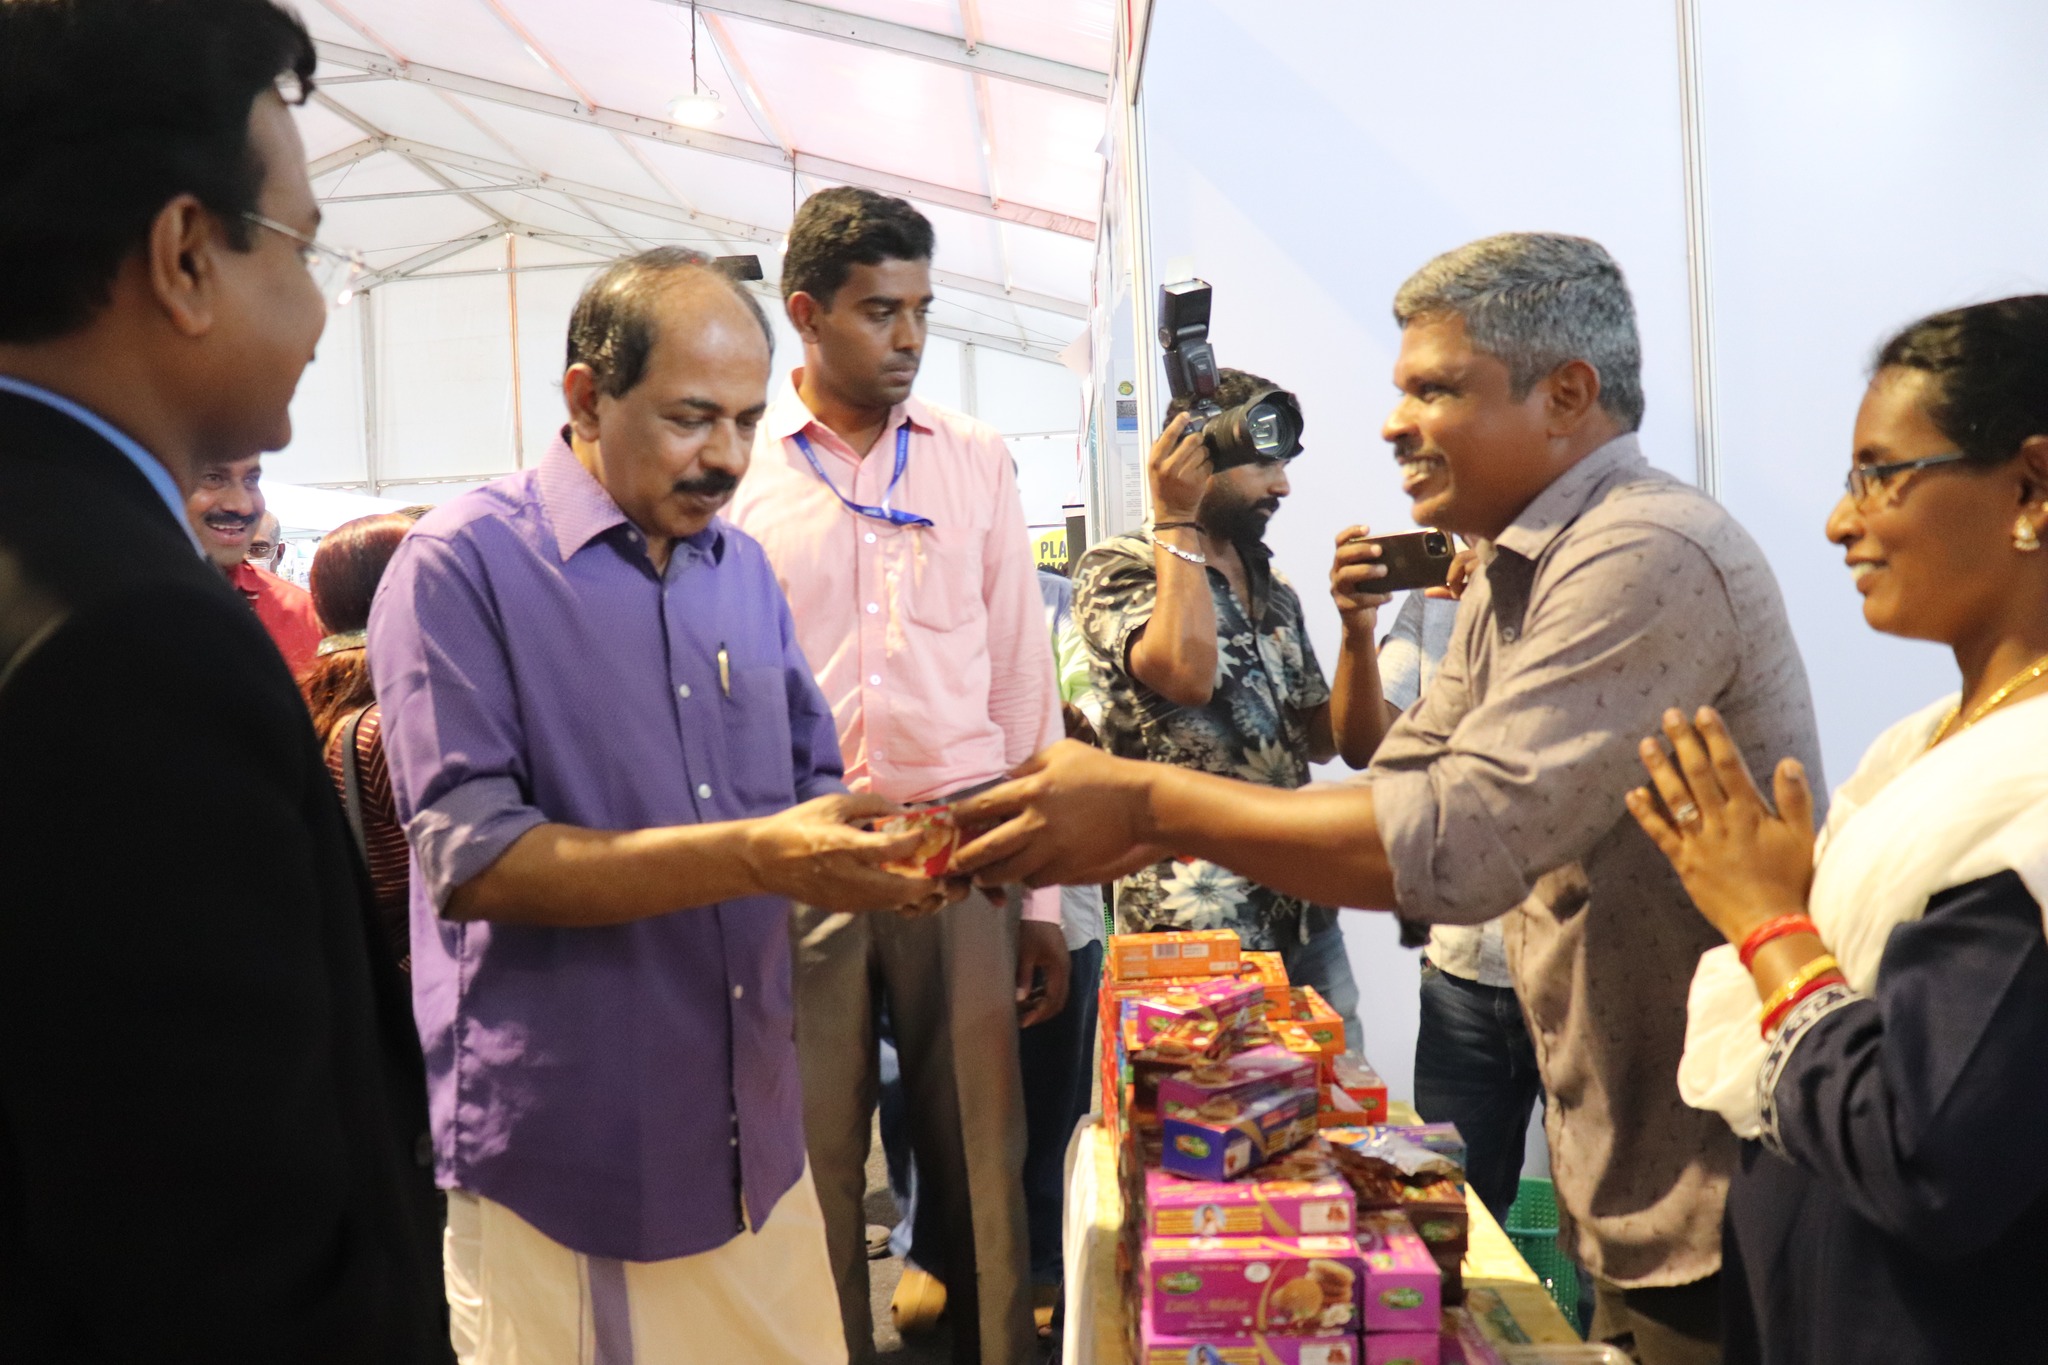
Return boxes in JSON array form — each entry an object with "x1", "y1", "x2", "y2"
[{"x1": 1362, "y1": 530, "x2": 1455, "y2": 593}]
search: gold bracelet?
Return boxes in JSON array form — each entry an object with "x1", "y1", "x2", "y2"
[{"x1": 1757, "y1": 953, "x2": 1841, "y2": 1023}]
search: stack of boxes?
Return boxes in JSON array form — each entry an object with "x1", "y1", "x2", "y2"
[{"x1": 1102, "y1": 932, "x2": 1503, "y2": 1365}]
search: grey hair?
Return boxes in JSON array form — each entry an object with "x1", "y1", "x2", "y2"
[{"x1": 1392, "y1": 232, "x2": 1644, "y2": 430}]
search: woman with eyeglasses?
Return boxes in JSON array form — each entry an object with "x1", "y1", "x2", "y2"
[{"x1": 1624, "y1": 296, "x2": 2048, "y2": 1363}]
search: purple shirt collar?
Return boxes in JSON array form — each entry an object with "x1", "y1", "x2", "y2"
[{"x1": 536, "y1": 428, "x2": 727, "y2": 566}]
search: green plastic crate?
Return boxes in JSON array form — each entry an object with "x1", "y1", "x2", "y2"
[{"x1": 1504, "y1": 1176, "x2": 1580, "y2": 1323}]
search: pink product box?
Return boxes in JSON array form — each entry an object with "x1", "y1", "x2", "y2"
[
  {"x1": 1357, "y1": 1211, "x2": 1440, "y2": 1333},
  {"x1": 1124, "y1": 978, "x2": 1267, "y2": 1063},
  {"x1": 1157, "y1": 1045, "x2": 1321, "y2": 1126},
  {"x1": 1363, "y1": 1330, "x2": 1440, "y2": 1365},
  {"x1": 1145, "y1": 1165, "x2": 1356, "y2": 1239},
  {"x1": 1143, "y1": 1234, "x2": 1362, "y2": 1336},
  {"x1": 1162, "y1": 1088, "x2": 1319, "y2": 1182},
  {"x1": 1137, "y1": 1306, "x2": 1363, "y2": 1365}
]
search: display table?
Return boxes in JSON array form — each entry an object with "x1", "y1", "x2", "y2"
[{"x1": 1061, "y1": 1108, "x2": 1581, "y2": 1363}]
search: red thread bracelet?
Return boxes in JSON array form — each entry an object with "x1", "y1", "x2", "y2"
[
  {"x1": 1739, "y1": 914, "x2": 1819, "y2": 969},
  {"x1": 1760, "y1": 969, "x2": 1844, "y2": 1037}
]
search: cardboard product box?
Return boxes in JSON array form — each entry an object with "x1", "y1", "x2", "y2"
[
  {"x1": 1363, "y1": 1330, "x2": 1441, "y2": 1365},
  {"x1": 1162, "y1": 1088, "x2": 1319, "y2": 1182},
  {"x1": 1144, "y1": 1162, "x2": 1355, "y2": 1239},
  {"x1": 1393, "y1": 1182, "x2": 1468, "y2": 1261},
  {"x1": 1331, "y1": 1159, "x2": 1471, "y2": 1263},
  {"x1": 1331, "y1": 1057, "x2": 1390, "y2": 1127},
  {"x1": 1271, "y1": 1018, "x2": 1343, "y2": 1067},
  {"x1": 1319, "y1": 1082, "x2": 1375, "y2": 1130},
  {"x1": 1136, "y1": 1306, "x2": 1362, "y2": 1365},
  {"x1": 1240, "y1": 949, "x2": 1292, "y2": 1013},
  {"x1": 1124, "y1": 979, "x2": 1266, "y2": 1064},
  {"x1": 1110, "y1": 928, "x2": 1243, "y2": 982},
  {"x1": 1285, "y1": 986, "x2": 1347, "y2": 1055},
  {"x1": 1158, "y1": 1045, "x2": 1319, "y2": 1126},
  {"x1": 1356, "y1": 1212, "x2": 1441, "y2": 1334},
  {"x1": 1142, "y1": 1234, "x2": 1363, "y2": 1336}
]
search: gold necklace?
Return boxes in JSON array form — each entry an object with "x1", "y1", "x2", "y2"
[{"x1": 1927, "y1": 649, "x2": 2048, "y2": 747}]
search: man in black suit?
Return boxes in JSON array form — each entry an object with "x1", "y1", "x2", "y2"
[{"x1": 0, "y1": 2, "x2": 448, "y2": 1360}]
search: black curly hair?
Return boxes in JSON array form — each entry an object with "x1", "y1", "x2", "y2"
[{"x1": 780, "y1": 187, "x2": 935, "y2": 308}]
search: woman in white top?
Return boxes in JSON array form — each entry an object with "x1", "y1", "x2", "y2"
[{"x1": 1627, "y1": 295, "x2": 2048, "y2": 1364}]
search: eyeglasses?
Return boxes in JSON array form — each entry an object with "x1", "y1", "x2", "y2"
[
  {"x1": 241, "y1": 212, "x2": 366, "y2": 307},
  {"x1": 1843, "y1": 450, "x2": 1972, "y2": 506}
]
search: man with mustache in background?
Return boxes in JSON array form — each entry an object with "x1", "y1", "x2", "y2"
[
  {"x1": 369, "y1": 247, "x2": 949, "y2": 1363},
  {"x1": 186, "y1": 450, "x2": 322, "y2": 674}
]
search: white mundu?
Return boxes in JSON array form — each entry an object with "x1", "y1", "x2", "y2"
[{"x1": 444, "y1": 1165, "x2": 847, "y2": 1365}]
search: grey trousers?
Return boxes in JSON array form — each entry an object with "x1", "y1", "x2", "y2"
[{"x1": 791, "y1": 890, "x2": 1034, "y2": 1365}]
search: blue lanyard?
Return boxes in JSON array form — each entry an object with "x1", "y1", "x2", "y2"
[{"x1": 791, "y1": 424, "x2": 934, "y2": 528}]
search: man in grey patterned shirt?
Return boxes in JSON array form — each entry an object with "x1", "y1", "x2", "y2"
[{"x1": 960, "y1": 233, "x2": 1823, "y2": 1365}]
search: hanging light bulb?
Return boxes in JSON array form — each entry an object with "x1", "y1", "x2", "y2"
[
  {"x1": 669, "y1": 0, "x2": 724, "y2": 127},
  {"x1": 669, "y1": 89, "x2": 724, "y2": 127}
]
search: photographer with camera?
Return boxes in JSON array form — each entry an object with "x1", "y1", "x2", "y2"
[{"x1": 1069, "y1": 367, "x2": 1390, "y2": 1041}]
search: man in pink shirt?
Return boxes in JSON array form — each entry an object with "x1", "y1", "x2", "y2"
[{"x1": 728, "y1": 188, "x2": 1064, "y2": 1365}]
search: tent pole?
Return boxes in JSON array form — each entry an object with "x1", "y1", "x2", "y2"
[{"x1": 507, "y1": 235, "x2": 526, "y2": 469}]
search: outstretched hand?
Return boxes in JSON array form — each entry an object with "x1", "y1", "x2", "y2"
[
  {"x1": 1625, "y1": 706, "x2": 1816, "y2": 945},
  {"x1": 952, "y1": 741, "x2": 1165, "y2": 890}
]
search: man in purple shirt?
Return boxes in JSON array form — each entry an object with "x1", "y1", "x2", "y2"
[{"x1": 370, "y1": 250, "x2": 946, "y2": 1364}]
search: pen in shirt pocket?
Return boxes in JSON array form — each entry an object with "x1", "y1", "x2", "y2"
[{"x1": 717, "y1": 643, "x2": 731, "y2": 697}]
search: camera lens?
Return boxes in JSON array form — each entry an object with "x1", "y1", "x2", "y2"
[
  {"x1": 1248, "y1": 404, "x2": 1283, "y2": 454},
  {"x1": 1424, "y1": 532, "x2": 1449, "y2": 555}
]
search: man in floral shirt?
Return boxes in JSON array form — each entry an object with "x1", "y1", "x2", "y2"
[{"x1": 1072, "y1": 369, "x2": 1393, "y2": 1047}]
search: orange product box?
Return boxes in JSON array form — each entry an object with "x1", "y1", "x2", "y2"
[
  {"x1": 1285, "y1": 986, "x2": 1347, "y2": 1056},
  {"x1": 1331, "y1": 1056, "x2": 1388, "y2": 1126},
  {"x1": 1239, "y1": 950, "x2": 1292, "y2": 1013},
  {"x1": 1108, "y1": 929, "x2": 1242, "y2": 982},
  {"x1": 1271, "y1": 1017, "x2": 1343, "y2": 1066}
]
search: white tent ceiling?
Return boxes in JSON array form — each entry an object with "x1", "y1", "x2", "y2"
[{"x1": 292, "y1": 0, "x2": 1112, "y2": 363}]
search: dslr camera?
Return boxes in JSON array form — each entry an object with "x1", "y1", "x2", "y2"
[{"x1": 1157, "y1": 278, "x2": 1304, "y2": 471}]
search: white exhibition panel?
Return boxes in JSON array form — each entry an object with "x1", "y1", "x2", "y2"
[
  {"x1": 1697, "y1": 0, "x2": 2048, "y2": 783},
  {"x1": 1138, "y1": 0, "x2": 1696, "y2": 1104}
]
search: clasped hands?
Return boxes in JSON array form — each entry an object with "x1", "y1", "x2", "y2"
[{"x1": 1626, "y1": 706, "x2": 1817, "y2": 945}]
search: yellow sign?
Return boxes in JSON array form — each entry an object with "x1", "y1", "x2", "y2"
[{"x1": 1032, "y1": 526, "x2": 1069, "y2": 572}]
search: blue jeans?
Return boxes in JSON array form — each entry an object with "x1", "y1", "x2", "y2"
[
  {"x1": 1413, "y1": 960, "x2": 1543, "y2": 1225},
  {"x1": 1278, "y1": 918, "x2": 1364, "y2": 1058},
  {"x1": 880, "y1": 941, "x2": 1104, "y2": 1282}
]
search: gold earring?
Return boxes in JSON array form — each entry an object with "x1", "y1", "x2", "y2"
[{"x1": 2016, "y1": 516, "x2": 2042, "y2": 553}]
